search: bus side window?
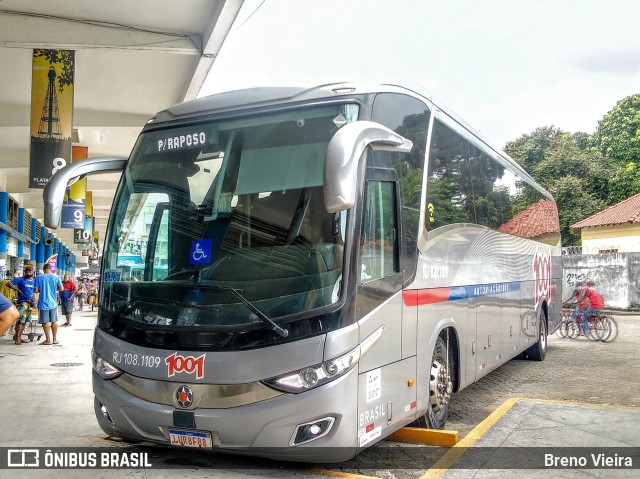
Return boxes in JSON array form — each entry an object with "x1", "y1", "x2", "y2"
[{"x1": 361, "y1": 180, "x2": 399, "y2": 282}]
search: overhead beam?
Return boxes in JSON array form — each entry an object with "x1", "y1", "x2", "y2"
[
  {"x1": 0, "y1": 12, "x2": 201, "y2": 54},
  {"x1": 181, "y1": 0, "x2": 243, "y2": 101}
]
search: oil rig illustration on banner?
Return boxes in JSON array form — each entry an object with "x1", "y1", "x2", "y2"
[
  {"x1": 30, "y1": 63, "x2": 72, "y2": 188},
  {"x1": 38, "y1": 66, "x2": 62, "y2": 139}
]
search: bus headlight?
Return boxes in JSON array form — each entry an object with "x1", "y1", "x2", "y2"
[
  {"x1": 92, "y1": 349, "x2": 123, "y2": 380},
  {"x1": 262, "y1": 326, "x2": 384, "y2": 393}
]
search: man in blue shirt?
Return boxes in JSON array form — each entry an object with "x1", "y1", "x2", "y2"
[
  {"x1": 12, "y1": 264, "x2": 36, "y2": 345},
  {"x1": 34, "y1": 264, "x2": 63, "y2": 345}
]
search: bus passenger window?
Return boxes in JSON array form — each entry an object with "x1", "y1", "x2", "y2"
[{"x1": 361, "y1": 180, "x2": 398, "y2": 282}]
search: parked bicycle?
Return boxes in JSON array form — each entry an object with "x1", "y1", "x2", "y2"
[{"x1": 557, "y1": 308, "x2": 617, "y2": 342}]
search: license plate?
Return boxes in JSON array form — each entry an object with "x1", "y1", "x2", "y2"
[{"x1": 168, "y1": 428, "x2": 212, "y2": 448}]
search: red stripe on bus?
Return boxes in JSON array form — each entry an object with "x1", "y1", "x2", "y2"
[{"x1": 402, "y1": 288, "x2": 451, "y2": 306}]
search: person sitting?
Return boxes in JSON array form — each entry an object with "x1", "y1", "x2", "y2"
[{"x1": 0, "y1": 292, "x2": 20, "y2": 337}]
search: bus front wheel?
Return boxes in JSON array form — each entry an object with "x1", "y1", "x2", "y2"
[{"x1": 414, "y1": 336, "x2": 454, "y2": 429}]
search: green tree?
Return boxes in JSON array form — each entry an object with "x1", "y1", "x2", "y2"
[
  {"x1": 545, "y1": 176, "x2": 606, "y2": 246},
  {"x1": 505, "y1": 127, "x2": 612, "y2": 246},
  {"x1": 504, "y1": 126, "x2": 564, "y2": 172},
  {"x1": 33, "y1": 49, "x2": 75, "y2": 93},
  {"x1": 608, "y1": 162, "x2": 640, "y2": 204},
  {"x1": 591, "y1": 93, "x2": 640, "y2": 166}
]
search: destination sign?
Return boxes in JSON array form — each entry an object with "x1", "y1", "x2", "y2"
[{"x1": 157, "y1": 131, "x2": 207, "y2": 152}]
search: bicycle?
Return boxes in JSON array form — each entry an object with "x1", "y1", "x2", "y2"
[
  {"x1": 558, "y1": 308, "x2": 600, "y2": 341},
  {"x1": 559, "y1": 308, "x2": 618, "y2": 342},
  {"x1": 593, "y1": 312, "x2": 618, "y2": 343},
  {"x1": 556, "y1": 309, "x2": 575, "y2": 338}
]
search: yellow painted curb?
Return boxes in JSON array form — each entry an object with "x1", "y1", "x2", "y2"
[
  {"x1": 306, "y1": 469, "x2": 381, "y2": 479},
  {"x1": 386, "y1": 427, "x2": 459, "y2": 447},
  {"x1": 418, "y1": 397, "x2": 521, "y2": 479}
]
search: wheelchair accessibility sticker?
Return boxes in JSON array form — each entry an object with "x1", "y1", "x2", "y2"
[{"x1": 190, "y1": 239, "x2": 212, "y2": 265}]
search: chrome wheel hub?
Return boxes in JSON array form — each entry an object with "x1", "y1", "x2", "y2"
[{"x1": 429, "y1": 358, "x2": 453, "y2": 413}]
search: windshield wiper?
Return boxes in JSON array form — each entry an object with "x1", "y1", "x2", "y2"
[
  {"x1": 166, "y1": 283, "x2": 288, "y2": 337},
  {"x1": 226, "y1": 288, "x2": 289, "y2": 338},
  {"x1": 104, "y1": 285, "x2": 288, "y2": 338},
  {"x1": 100, "y1": 297, "x2": 141, "y2": 329}
]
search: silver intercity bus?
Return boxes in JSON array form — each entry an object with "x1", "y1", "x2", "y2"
[{"x1": 44, "y1": 83, "x2": 562, "y2": 462}]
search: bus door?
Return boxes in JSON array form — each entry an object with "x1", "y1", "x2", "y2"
[{"x1": 356, "y1": 166, "x2": 416, "y2": 446}]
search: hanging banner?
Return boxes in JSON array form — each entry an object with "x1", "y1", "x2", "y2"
[
  {"x1": 61, "y1": 145, "x2": 87, "y2": 228},
  {"x1": 29, "y1": 49, "x2": 75, "y2": 188},
  {"x1": 85, "y1": 190, "x2": 93, "y2": 218},
  {"x1": 46, "y1": 254, "x2": 59, "y2": 274},
  {"x1": 84, "y1": 215, "x2": 94, "y2": 237},
  {"x1": 73, "y1": 228, "x2": 91, "y2": 244}
]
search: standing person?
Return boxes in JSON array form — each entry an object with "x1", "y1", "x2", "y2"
[
  {"x1": 0, "y1": 292, "x2": 19, "y2": 337},
  {"x1": 12, "y1": 264, "x2": 36, "y2": 345},
  {"x1": 34, "y1": 264, "x2": 63, "y2": 345},
  {"x1": 60, "y1": 274, "x2": 77, "y2": 327},
  {"x1": 76, "y1": 279, "x2": 87, "y2": 311},
  {"x1": 86, "y1": 279, "x2": 98, "y2": 311}
]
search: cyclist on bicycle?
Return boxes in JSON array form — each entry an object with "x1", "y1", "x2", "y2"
[
  {"x1": 568, "y1": 282, "x2": 591, "y2": 333},
  {"x1": 12, "y1": 264, "x2": 36, "y2": 345},
  {"x1": 581, "y1": 280, "x2": 605, "y2": 324}
]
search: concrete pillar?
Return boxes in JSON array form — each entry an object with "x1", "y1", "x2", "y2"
[
  {"x1": 17, "y1": 207, "x2": 25, "y2": 262},
  {"x1": 37, "y1": 226, "x2": 45, "y2": 271},
  {"x1": 30, "y1": 218, "x2": 37, "y2": 263},
  {"x1": 53, "y1": 237, "x2": 60, "y2": 276}
]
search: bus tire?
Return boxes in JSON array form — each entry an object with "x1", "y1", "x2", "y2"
[
  {"x1": 525, "y1": 310, "x2": 547, "y2": 361},
  {"x1": 413, "y1": 336, "x2": 454, "y2": 430}
]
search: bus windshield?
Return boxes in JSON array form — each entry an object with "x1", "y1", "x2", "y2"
[{"x1": 101, "y1": 104, "x2": 357, "y2": 337}]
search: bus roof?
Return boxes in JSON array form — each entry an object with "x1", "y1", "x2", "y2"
[{"x1": 145, "y1": 81, "x2": 551, "y2": 202}]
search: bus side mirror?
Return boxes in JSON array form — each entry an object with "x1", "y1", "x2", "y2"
[
  {"x1": 323, "y1": 121, "x2": 412, "y2": 213},
  {"x1": 43, "y1": 157, "x2": 128, "y2": 229}
]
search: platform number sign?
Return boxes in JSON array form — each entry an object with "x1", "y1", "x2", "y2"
[
  {"x1": 61, "y1": 204, "x2": 85, "y2": 228},
  {"x1": 73, "y1": 228, "x2": 91, "y2": 244}
]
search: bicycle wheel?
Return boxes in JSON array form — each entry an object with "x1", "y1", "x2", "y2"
[
  {"x1": 567, "y1": 322, "x2": 578, "y2": 339},
  {"x1": 601, "y1": 317, "x2": 618, "y2": 343},
  {"x1": 557, "y1": 321, "x2": 569, "y2": 338},
  {"x1": 585, "y1": 322, "x2": 600, "y2": 341},
  {"x1": 588, "y1": 317, "x2": 605, "y2": 341}
]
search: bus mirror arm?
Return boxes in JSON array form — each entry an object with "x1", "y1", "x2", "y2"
[
  {"x1": 324, "y1": 121, "x2": 412, "y2": 213},
  {"x1": 43, "y1": 156, "x2": 128, "y2": 229}
]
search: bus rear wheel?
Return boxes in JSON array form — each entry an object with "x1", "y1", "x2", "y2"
[
  {"x1": 413, "y1": 336, "x2": 454, "y2": 429},
  {"x1": 525, "y1": 310, "x2": 547, "y2": 361}
]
